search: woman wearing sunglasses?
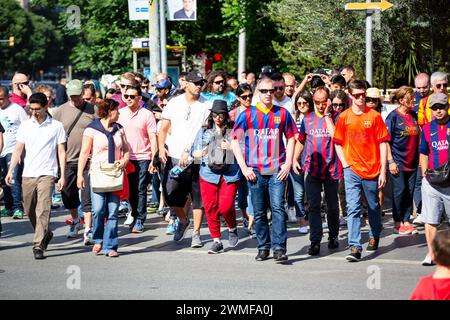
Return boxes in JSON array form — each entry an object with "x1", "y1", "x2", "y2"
[
  {"x1": 229, "y1": 84, "x2": 256, "y2": 237},
  {"x1": 385, "y1": 86, "x2": 420, "y2": 235},
  {"x1": 192, "y1": 100, "x2": 241, "y2": 254},
  {"x1": 292, "y1": 90, "x2": 314, "y2": 234}
]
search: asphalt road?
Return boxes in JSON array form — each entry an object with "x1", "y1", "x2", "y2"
[{"x1": 0, "y1": 205, "x2": 441, "y2": 301}]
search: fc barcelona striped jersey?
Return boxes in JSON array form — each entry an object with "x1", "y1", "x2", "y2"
[
  {"x1": 231, "y1": 103, "x2": 298, "y2": 175},
  {"x1": 419, "y1": 119, "x2": 450, "y2": 170},
  {"x1": 298, "y1": 111, "x2": 342, "y2": 180}
]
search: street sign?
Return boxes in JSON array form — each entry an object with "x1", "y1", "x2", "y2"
[
  {"x1": 345, "y1": 0, "x2": 393, "y2": 11},
  {"x1": 128, "y1": 0, "x2": 150, "y2": 21},
  {"x1": 132, "y1": 38, "x2": 150, "y2": 50}
]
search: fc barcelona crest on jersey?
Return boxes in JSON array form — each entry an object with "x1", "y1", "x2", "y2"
[
  {"x1": 274, "y1": 116, "x2": 281, "y2": 124},
  {"x1": 364, "y1": 120, "x2": 372, "y2": 128}
]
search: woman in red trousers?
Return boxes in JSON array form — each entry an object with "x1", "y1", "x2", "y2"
[{"x1": 192, "y1": 100, "x2": 241, "y2": 254}]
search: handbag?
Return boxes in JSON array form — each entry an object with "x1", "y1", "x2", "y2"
[
  {"x1": 90, "y1": 162, "x2": 124, "y2": 193},
  {"x1": 426, "y1": 133, "x2": 450, "y2": 188}
]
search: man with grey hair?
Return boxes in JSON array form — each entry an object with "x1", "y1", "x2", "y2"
[
  {"x1": 283, "y1": 73, "x2": 296, "y2": 98},
  {"x1": 418, "y1": 71, "x2": 449, "y2": 126}
]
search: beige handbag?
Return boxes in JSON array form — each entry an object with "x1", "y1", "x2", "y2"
[{"x1": 90, "y1": 162, "x2": 124, "y2": 193}]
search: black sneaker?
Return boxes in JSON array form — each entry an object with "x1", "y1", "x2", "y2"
[
  {"x1": 366, "y1": 238, "x2": 379, "y2": 252},
  {"x1": 273, "y1": 249, "x2": 288, "y2": 262},
  {"x1": 308, "y1": 241, "x2": 321, "y2": 256},
  {"x1": 346, "y1": 247, "x2": 361, "y2": 262},
  {"x1": 328, "y1": 237, "x2": 339, "y2": 249},
  {"x1": 33, "y1": 248, "x2": 45, "y2": 260},
  {"x1": 255, "y1": 249, "x2": 270, "y2": 261},
  {"x1": 43, "y1": 231, "x2": 53, "y2": 251},
  {"x1": 208, "y1": 241, "x2": 224, "y2": 254}
]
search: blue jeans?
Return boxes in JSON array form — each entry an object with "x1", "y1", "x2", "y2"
[
  {"x1": 413, "y1": 166, "x2": 422, "y2": 214},
  {"x1": 150, "y1": 173, "x2": 161, "y2": 204},
  {"x1": 390, "y1": 170, "x2": 417, "y2": 223},
  {"x1": 288, "y1": 169, "x2": 305, "y2": 218},
  {"x1": 248, "y1": 172, "x2": 287, "y2": 252},
  {"x1": 237, "y1": 173, "x2": 254, "y2": 216},
  {"x1": 91, "y1": 191, "x2": 119, "y2": 253},
  {"x1": 0, "y1": 153, "x2": 24, "y2": 211},
  {"x1": 305, "y1": 175, "x2": 339, "y2": 242},
  {"x1": 128, "y1": 160, "x2": 150, "y2": 223},
  {"x1": 344, "y1": 168, "x2": 382, "y2": 250}
]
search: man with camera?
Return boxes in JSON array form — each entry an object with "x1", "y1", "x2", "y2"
[
  {"x1": 418, "y1": 93, "x2": 450, "y2": 266},
  {"x1": 10, "y1": 73, "x2": 32, "y2": 108}
]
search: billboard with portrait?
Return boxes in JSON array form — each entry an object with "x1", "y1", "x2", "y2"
[{"x1": 167, "y1": 0, "x2": 197, "y2": 21}]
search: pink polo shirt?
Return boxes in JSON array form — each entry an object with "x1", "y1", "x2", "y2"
[
  {"x1": 118, "y1": 106, "x2": 156, "y2": 161},
  {"x1": 83, "y1": 127, "x2": 125, "y2": 163}
]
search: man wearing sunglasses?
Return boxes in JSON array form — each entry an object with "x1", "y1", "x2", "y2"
[
  {"x1": 418, "y1": 93, "x2": 450, "y2": 266},
  {"x1": 271, "y1": 73, "x2": 294, "y2": 117},
  {"x1": 201, "y1": 71, "x2": 237, "y2": 109},
  {"x1": 418, "y1": 72, "x2": 449, "y2": 127},
  {"x1": 334, "y1": 80, "x2": 390, "y2": 262},
  {"x1": 10, "y1": 73, "x2": 32, "y2": 108},
  {"x1": 118, "y1": 85, "x2": 157, "y2": 234},
  {"x1": 158, "y1": 71, "x2": 211, "y2": 248},
  {"x1": 231, "y1": 77, "x2": 297, "y2": 262},
  {"x1": 111, "y1": 72, "x2": 144, "y2": 109}
]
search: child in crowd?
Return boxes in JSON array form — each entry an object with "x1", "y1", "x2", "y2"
[{"x1": 410, "y1": 229, "x2": 450, "y2": 300}]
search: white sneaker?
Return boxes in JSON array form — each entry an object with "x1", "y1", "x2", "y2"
[
  {"x1": 322, "y1": 222, "x2": 328, "y2": 229},
  {"x1": 124, "y1": 212, "x2": 134, "y2": 226},
  {"x1": 298, "y1": 226, "x2": 309, "y2": 234},
  {"x1": 83, "y1": 229, "x2": 93, "y2": 245},
  {"x1": 287, "y1": 207, "x2": 297, "y2": 223},
  {"x1": 422, "y1": 254, "x2": 435, "y2": 266},
  {"x1": 413, "y1": 214, "x2": 424, "y2": 226}
]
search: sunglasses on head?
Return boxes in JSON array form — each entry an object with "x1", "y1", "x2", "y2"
[
  {"x1": 352, "y1": 93, "x2": 366, "y2": 100},
  {"x1": 259, "y1": 89, "x2": 275, "y2": 94},
  {"x1": 331, "y1": 103, "x2": 345, "y2": 108},
  {"x1": 124, "y1": 94, "x2": 136, "y2": 100},
  {"x1": 239, "y1": 94, "x2": 253, "y2": 100},
  {"x1": 214, "y1": 80, "x2": 225, "y2": 85},
  {"x1": 365, "y1": 97, "x2": 378, "y2": 103},
  {"x1": 436, "y1": 83, "x2": 448, "y2": 89}
]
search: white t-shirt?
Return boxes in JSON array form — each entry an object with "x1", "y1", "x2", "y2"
[
  {"x1": 273, "y1": 96, "x2": 294, "y2": 116},
  {"x1": 0, "y1": 102, "x2": 28, "y2": 157},
  {"x1": 161, "y1": 94, "x2": 211, "y2": 159},
  {"x1": 16, "y1": 116, "x2": 66, "y2": 178}
]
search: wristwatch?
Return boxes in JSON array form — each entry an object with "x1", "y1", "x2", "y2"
[
  {"x1": 388, "y1": 159, "x2": 395, "y2": 164},
  {"x1": 324, "y1": 113, "x2": 332, "y2": 118}
]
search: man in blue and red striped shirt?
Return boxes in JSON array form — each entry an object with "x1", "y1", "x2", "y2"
[
  {"x1": 296, "y1": 87, "x2": 341, "y2": 255},
  {"x1": 231, "y1": 77, "x2": 297, "y2": 262},
  {"x1": 419, "y1": 93, "x2": 450, "y2": 266}
]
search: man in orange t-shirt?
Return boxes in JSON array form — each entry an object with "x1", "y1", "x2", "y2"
[{"x1": 333, "y1": 80, "x2": 390, "y2": 262}]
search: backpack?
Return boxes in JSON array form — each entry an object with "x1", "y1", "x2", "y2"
[{"x1": 207, "y1": 130, "x2": 231, "y2": 174}]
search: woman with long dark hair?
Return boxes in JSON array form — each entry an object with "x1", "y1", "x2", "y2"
[
  {"x1": 292, "y1": 90, "x2": 314, "y2": 233},
  {"x1": 192, "y1": 100, "x2": 241, "y2": 254},
  {"x1": 229, "y1": 83, "x2": 256, "y2": 236}
]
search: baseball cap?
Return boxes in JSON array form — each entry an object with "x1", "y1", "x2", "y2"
[
  {"x1": 429, "y1": 93, "x2": 448, "y2": 107},
  {"x1": 66, "y1": 79, "x2": 83, "y2": 96},
  {"x1": 154, "y1": 79, "x2": 172, "y2": 89},
  {"x1": 185, "y1": 71, "x2": 205, "y2": 82}
]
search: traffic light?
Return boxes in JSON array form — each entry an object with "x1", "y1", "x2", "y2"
[{"x1": 9, "y1": 36, "x2": 14, "y2": 47}]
